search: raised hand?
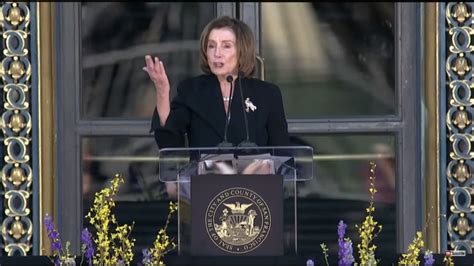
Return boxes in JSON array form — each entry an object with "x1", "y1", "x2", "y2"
[
  {"x1": 143, "y1": 55, "x2": 170, "y2": 97},
  {"x1": 143, "y1": 55, "x2": 171, "y2": 126}
]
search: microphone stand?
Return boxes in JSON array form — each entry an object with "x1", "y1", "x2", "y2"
[
  {"x1": 237, "y1": 72, "x2": 257, "y2": 148},
  {"x1": 217, "y1": 75, "x2": 235, "y2": 148}
]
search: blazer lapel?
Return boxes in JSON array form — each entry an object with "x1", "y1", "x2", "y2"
[
  {"x1": 228, "y1": 77, "x2": 257, "y2": 143},
  {"x1": 191, "y1": 75, "x2": 227, "y2": 140},
  {"x1": 241, "y1": 78, "x2": 257, "y2": 142}
]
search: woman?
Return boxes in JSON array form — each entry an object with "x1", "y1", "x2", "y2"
[{"x1": 144, "y1": 16, "x2": 289, "y2": 149}]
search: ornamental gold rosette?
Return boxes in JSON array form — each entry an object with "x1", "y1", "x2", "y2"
[
  {"x1": 0, "y1": 2, "x2": 33, "y2": 255},
  {"x1": 445, "y1": 2, "x2": 474, "y2": 253}
]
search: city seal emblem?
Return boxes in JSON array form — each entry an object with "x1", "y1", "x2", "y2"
[{"x1": 205, "y1": 187, "x2": 271, "y2": 254}]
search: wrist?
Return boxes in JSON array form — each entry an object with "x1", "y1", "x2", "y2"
[{"x1": 155, "y1": 88, "x2": 170, "y2": 98}]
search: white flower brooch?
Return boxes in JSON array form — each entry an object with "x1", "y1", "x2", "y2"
[{"x1": 244, "y1": 98, "x2": 257, "y2": 112}]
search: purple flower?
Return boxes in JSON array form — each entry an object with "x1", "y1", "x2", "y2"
[
  {"x1": 48, "y1": 230, "x2": 59, "y2": 240},
  {"x1": 142, "y1": 249, "x2": 151, "y2": 265},
  {"x1": 43, "y1": 214, "x2": 62, "y2": 252},
  {"x1": 43, "y1": 214, "x2": 63, "y2": 266},
  {"x1": 51, "y1": 240, "x2": 62, "y2": 251},
  {"x1": 424, "y1": 250, "x2": 435, "y2": 265},
  {"x1": 81, "y1": 228, "x2": 95, "y2": 265},
  {"x1": 44, "y1": 214, "x2": 55, "y2": 232},
  {"x1": 338, "y1": 220, "x2": 347, "y2": 240},
  {"x1": 337, "y1": 220, "x2": 354, "y2": 266},
  {"x1": 340, "y1": 241, "x2": 354, "y2": 265}
]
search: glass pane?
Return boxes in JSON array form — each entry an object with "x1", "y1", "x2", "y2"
[
  {"x1": 81, "y1": 137, "x2": 175, "y2": 253},
  {"x1": 81, "y1": 2, "x2": 215, "y2": 119},
  {"x1": 81, "y1": 137, "x2": 164, "y2": 204},
  {"x1": 290, "y1": 134, "x2": 396, "y2": 256},
  {"x1": 261, "y1": 3, "x2": 395, "y2": 118}
]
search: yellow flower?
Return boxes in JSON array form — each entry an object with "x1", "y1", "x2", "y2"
[
  {"x1": 144, "y1": 201, "x2": 178, "y2": 266},
  {"x1": 356, "y1": 162, "x2": 382, "y2": 265},
  {"x1": 443, "y1": 251, "x2": 454, "y2": 266},
  {"x1": 399, "y1": 231, "x2": 424, "y2": 265},
  {"x1": 85, "y1": 174, "x2": 136, "y2": 265}
]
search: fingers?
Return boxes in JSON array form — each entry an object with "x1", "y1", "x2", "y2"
[
  {"x1": 154, "y1": 57, "x2": 161, "y2": 75},
  {"x1": 144, "y1": 55, "x2": 170, "y2": 89},
  {"x1": 159, "y1": 60, "x2": 167, "y2": 77},
  {"x1": 144, "y1": 55, "x2": 155, "y2": 73},
  {"x1": 143, "y1": 55, "x2": 167, "y2": 76}
]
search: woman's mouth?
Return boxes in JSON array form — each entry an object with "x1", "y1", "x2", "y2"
[{"x1": 213, "y1": 62, "x2": 224, "y2": 68}]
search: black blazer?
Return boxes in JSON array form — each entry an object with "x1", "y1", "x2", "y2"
[{"x1": 150, "y1": 74, "x2": 289, "y2": 149}]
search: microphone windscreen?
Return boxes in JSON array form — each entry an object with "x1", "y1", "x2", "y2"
[{"x1": 226, "y1": 75, "x2": 233, "y2": 83}]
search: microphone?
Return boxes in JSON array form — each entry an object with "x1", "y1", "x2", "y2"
[
  {"x1": 237, "y1": 71, "x2": 257, "y2": 147},
  {"x1": 217, "y1": 74, "x2": 234, "y2": 148}
]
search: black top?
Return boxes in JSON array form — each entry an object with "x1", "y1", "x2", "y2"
[{"x1": 150, "y1": 74, "x2": 289, "y2": 149}]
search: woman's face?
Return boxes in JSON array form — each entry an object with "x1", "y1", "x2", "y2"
[{"x1": 206, "y1": 27, "x2": 238, "y2": 78}]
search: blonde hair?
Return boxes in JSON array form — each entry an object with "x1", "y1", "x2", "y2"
[{"x1": 199, "y1": 16, "x2": 256, "y2": 77}]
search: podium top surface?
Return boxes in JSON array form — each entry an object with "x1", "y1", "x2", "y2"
[{"x1": 158, "y1": 145, "x2": 314, "y2": 182}]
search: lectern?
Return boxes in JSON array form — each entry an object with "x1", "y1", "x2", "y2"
[{"x1": 159, "y1": 146, "x2": 313, "y2": 256}]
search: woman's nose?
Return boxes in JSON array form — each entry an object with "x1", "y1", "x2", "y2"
[{"x1": 214, "y1": 46, "x2": 222, "y2": 57}]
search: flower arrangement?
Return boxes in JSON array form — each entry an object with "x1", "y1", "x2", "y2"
[
  {"x1": 43, "y1": 173, "x2": 178, "y2": 266},
  {"x1": 42, "y1": 164, "x2": 457, "y2": 266},
  {"x1": 85, "y1": 174, "x2": 135, "y2": 265},
  {"x1": 142, "y1": 201, "x2": 178, "y2": 266},
  {"x1": 316, "y1": 162, "x2": 443, "y2": 266},
  {"x1": 43, "y1": 214, "x2": 75, "y2": 265}
]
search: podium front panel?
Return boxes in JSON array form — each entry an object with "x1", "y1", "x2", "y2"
[{"x1": 189, "y1": 174, "x2": 283, "y2": 256}]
